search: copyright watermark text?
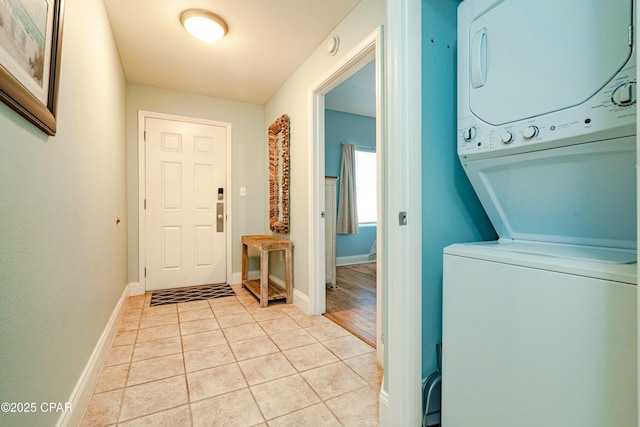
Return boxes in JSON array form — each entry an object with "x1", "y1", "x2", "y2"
[{"x1": 1, "y1": 402, "x2": 72, "y2": 413}]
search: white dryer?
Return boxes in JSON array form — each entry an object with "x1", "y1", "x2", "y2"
[{"x1": 443, "y1": 0, "x2": 638, "y2": 426}]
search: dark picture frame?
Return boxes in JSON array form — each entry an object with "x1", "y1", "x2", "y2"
[{"x1": 0, "y1": 0, "x2": 64, "y2": 135}]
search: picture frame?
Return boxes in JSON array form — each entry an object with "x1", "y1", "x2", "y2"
[
  {"x1": 0, "y1": 0, "x2": 64, "y2": 135},
  {"x1": 268, "y1": 114, "x2": 290, "y2": 234}
]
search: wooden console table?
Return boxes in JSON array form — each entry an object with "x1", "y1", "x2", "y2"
[{"x1": 241, "y1": 235, "x2": 293, "y2": 307}]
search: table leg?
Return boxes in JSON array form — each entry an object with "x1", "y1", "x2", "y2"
[
  {"x1": 260, "y1": 250, "x2": 269, "y2": 308},
  {"x1": 284, "y1": 248, "x2": 293, "y2": 304},
  {"x1": 242, "y1": 243, "x2": 248, "y2": 284}
]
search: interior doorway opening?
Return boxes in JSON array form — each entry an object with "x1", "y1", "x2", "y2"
[
  {"x1": 323, "y1": 59, "x2": 378, "y2": 347},
  {"x1": 308, "y1": 28, "x2": 383, "y2": 363}
]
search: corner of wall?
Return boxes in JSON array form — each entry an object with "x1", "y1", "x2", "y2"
[
  {"x1": 293, "y1": 288, "x2": 311, "y2": 314},
  {"x1": 378, "y1": 378, "x2": 390, "y2": 427},
  {"x1": 128, "y1": 282, "x2": 144, "y2": 296}
]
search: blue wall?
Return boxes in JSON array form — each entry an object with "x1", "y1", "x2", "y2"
[
  {"x1": 421, "y1": 0, "x2": 497, "y2": 377},
  {"x1": 325, "y1": 109, "x2": 377, "y2": 259}
]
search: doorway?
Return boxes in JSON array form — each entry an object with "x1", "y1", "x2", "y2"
[
  {"x1": 138, "y1": 111, "x2": 233, "y2": 292},
  {"x1": 323, "y1": 60, "x2": 378, "y2": 347},
  {"x1": 308, "y1": 28, "x2": 383, "y2": 362}
]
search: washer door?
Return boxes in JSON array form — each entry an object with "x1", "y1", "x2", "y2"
[{"x1": 468, "y1": 0, "x2": 633, "y2": 126}]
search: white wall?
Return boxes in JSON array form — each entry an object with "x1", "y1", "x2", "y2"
[
  {"x1": 264, "y1": 0, "x2": 385, "y2": 298},
  {"x1": 0, "y1": 0, "x2": 127, "y2": 425},
  {"x1": 126, "y1": 84, "x2": 265, "y2": 281}
]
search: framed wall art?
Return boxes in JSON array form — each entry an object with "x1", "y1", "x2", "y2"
[
  {"x1": 0, "y1": 0, "x2": 64, "y2": 135},
  {"x1": 268, "y1": 114, "x2": 290, "y2": 234}
]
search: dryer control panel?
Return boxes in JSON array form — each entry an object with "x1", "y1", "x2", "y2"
[{"x1": 458, "y1": 66, "x2": 636, "y2": 160}]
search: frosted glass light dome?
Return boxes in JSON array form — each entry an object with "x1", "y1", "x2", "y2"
[{"x1": 180, "y1": 10, "x2": 228, "y2": 43}]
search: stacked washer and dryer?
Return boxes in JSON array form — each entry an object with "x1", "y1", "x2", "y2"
[{"x1": 442, "y1": 0, "x2": 638, "y2": 426}]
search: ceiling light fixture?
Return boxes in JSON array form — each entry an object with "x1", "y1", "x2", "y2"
[{"x1": 180, "y1": 9, "x2": 228, "y2": 43}]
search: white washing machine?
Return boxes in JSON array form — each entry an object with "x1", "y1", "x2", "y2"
[
  {"x1": 444, "y1": 242, "x2": 637, "y2": 426},
  {"x1": 443, "y1": 0, "x2": 638, "y2": 425}
]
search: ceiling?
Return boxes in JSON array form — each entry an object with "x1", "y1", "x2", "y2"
[
  {"x1": 325, "y1": 60, "x2": 376, "y2": 117},
  {"x1": 102, "y1": 0, "x2": 363, "y2": 106}
]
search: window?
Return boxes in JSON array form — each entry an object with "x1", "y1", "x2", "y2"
[{"x1": 355, "y1": 149, "x2": 377, "y2": 224}]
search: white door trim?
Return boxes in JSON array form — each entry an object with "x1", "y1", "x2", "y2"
[
  {"x1": 138, "y1": 111, "x2": 233, "y2": 292},
  {"x1": 308, "y1": 27, "x2": 383, "y2": 360},
  {"x1": 636, "y1": 4, "x2": 639, "y2": 424},
  {"x1": 384, "y1": 0, "x2": 423, "y2": 425}
]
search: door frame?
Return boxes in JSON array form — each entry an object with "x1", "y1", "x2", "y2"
[
  {"x1": 308, "y1": 27, "x2": 384, "y2": 362},
  {"x1": 384, "y1": 0, "x2": 423, "y2": 424},
  {"x1": 138, "y1": 110, "x2": 233, "y2": 292}
]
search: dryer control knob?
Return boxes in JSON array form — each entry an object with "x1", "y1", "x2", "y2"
[
  {"x1": 463, "y1": 126, "x2": 477, "y2": 141},
  {"x1": 523, "y1": 126, "x2": 539, "y2": 139},
  {"x1": 501, "y1": 132, "x2": 513, "y2": 144},
  {"x1": 612, "y1": 82, "x2": 636, "y2": 106}
]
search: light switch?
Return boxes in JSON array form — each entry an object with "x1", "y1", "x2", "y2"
[{"x1": 240, "y1": 187, "x2": 247, "y2": 197}]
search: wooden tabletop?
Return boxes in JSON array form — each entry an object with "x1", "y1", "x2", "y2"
[{"x1": 242, "y1": 235, "x2": 293, "y2": 251}]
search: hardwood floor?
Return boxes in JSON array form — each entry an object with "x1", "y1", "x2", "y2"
[{"x1": 324, "y1": 262, "x2": 376, "y2": 347}]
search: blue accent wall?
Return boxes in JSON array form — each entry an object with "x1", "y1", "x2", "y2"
[
  {"x1": 421, "y1": 0, "x2": 497, "y2": 377},
  {"x1": 325, "y1": 109, "x2": 378, "y2": 259}
]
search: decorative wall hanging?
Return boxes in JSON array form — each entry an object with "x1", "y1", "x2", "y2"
[
  {"x1": 0, "y1": 0, "x2": 64, "y2": 135},
  {"x1": 269, "y1": 114, "x2": 290, "y2": 234}
]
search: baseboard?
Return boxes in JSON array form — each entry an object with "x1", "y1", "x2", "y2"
[
  {"x1": 231, "y1": 271, "x2": 242, "y2": 284},
  {"x1": 128, "y1": 281, "x2": 144, "y2": 296},
  {"x1": 267, "y1": 273, "x2": 284, "y2": 288},
  {"x1": 57, "y1": 286, "x2": 130, "y2": 427},
  {"x1": 292, "y1": 288, "x2": 310, "y2": 314},
  {"x1": 378, "y1": 381, "x2": 390, "y2": 427},
  {"x1": 264, "y1": 274, "x2": 310, "y2": 314},
  {"x1": 231, "y1": 270, "x2": 260, "y2": 285},
  {"x1": 231, "y1": 271, "x2": 309, "y2": 313},
  {"x1": 336, "y1": 254, "x2": 374, "y2": 266}
]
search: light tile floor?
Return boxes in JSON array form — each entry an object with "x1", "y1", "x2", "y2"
[{"x1": 81, "y1": 284, "x2": 382, "y2": 426}]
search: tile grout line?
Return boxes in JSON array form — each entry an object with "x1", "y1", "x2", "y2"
[
  {"x1": 228, "y1": 292, "x2": 274, "y2": 425},
  {"x1": 176, "y1": 301, "x2": 195, "y2": 427},
  {"x1": 118, "y1": 297, "x2": 143, "y2": 425},
  {"x1": 256, "y1": 309, "x2": 368, "y2": 426},
  {"x1": 115, "y1": 297, "x2": 138, "y2": 425}
]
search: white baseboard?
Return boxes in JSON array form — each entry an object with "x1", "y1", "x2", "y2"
[
  {"x1": 57, "y1": 286, "x2": 129, "y2": 427},
  {"x1": 231, "y1": 270, "x2": 309, "y2": 314},
  {"x1": 231, "y1": 270, "x2": 261, "y2": 285},
  {"x1": 266, "y1": 274, "x2": 310, "y2": 314},
  {"x1": 234, "y1": 271, "x2": 283, "y2": 287},
  {"x1": 231, "y1": 271, "x2": 242, "y2": 284},
  {"x1": 268, "y1": 273, "x2": 285, "y2": 288},
  {"x1": 233, "y1": 271, "x2": 310, "y2": 314},
  {"x1": 378, "y1": 382, "x2": 390, "y2": 427},
  {"x1": 292, "y1": 288, "x2": 310, "y2": 314},
  {"x1": 128, "y1": 281, "x2": 144, "y2": 296},
  {"x1": 336, "y1": 254, "x2": 374, "y2": 266}
]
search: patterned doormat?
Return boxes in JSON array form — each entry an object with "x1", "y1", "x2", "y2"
[{"x1": 150, "y1": 283, "x2": 236, "y2": 306}]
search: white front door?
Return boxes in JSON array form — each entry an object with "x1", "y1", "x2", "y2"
[{"x1": 145, "y1": 117, "x2": 228, "y2": 290}]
